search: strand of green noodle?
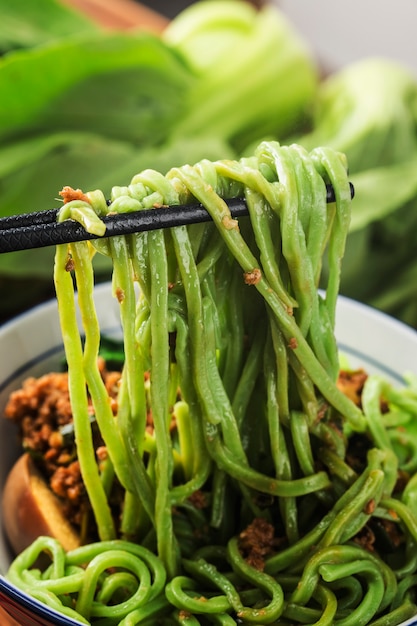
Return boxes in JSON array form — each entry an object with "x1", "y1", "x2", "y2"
[
  {"x1": 27, "y1": 142, "x2": 417, "y2": 626},
  {"x1": 169, "y1": 225, "x2": 226, "y2": 433},
  {"x1": 290, "y1": 546, "x2": 385, "y2": 623},
  {"x1": 283, "y1": 583, "x2": 338, "y2": 626},
  {"x1": 118, "y1": 596, "x2": 172, "y2": 625},
  {"x1": 165, "y1": 575, "x2": 231, "y2": 614},
  {"x1": 170, "y1": 221, "x2": 285, "y2": 535},
  {"x1": 288, "y1": 349, "x2": 319, "y2": 426},
  {"x1": 278, "y1": 430, "x2": 300, "y2": 544},
  {"x1": 327, "y1": 577, "x2": 363, "y2": 612},
  {"x1": 54, "y1": 244, "x2": 116, "y2": 540},
  {"x1": 99, "y1": 452, "x2": 115, "y2": 502},
  {"x1": 66, "y1": 539, "x2": 167, "y2": 597},
  {"x1": 263, "y1": 332, "x2": 300, "y2": 545},
  {"x1": 261, "y1": 145, "x2": 317, "y2": 337},
  {"x1": 287, "y1": 144, "x2": 339, "y2": 377},
  {"x1": 362, "y1": 375, "x2": 401, "y2": 495},
  {"x1": 291, "y1": 144, "x2": 329, "y2": 284},
  {"x1": 403, "y1": 473, "x2": 417, "y2": 523},
  {"x1": 389, "y1": 430, "x2": 417, "y2": 473},
  {"x1": 264, "y1": 451, "x2": 388, "y2": 575},
  {"x1": 69, "y1": 242, "x2": 136, "y2": 495},
  {"x1": 290, "y1": 410, "x2": 315, "y2": 475},
  {"x1": 385, "y1": 385, "x2": 417, "y2": 415},
  {"x1": 259, "y1": 143, "x2": 340, "y2": 378},
  {"x1": 168, "y1": 313, "x2": 212, "y2": 504},
  {"x1": 319, "y1": 447, "x2": 358, "y2": 485},
  {"x1": 168, "y1": 161, "x2": 366, "y2": 431},
  {"x1": 259, "y1": 148, "x2": 338, "y2": 384},
  {"x1": 215, "y1": 267, "x2": 246, "y2": 399},
  {"x1": 171, "y1": 609, "x2": 202, "y2": 625},
  {"x1": 392, "y1": 537, "x2": 417, "y2": 580},
  {"x1": 310, "y1": 146, "x2": 352, "y2": 328},
  {"x1": 173, "y1": 401, "x2": 195, "y2": 483},
  {"x1": 109, "y1": 236, "x2": 147, "y2": 445},
  {"x1": 231, "y1": 321, "x2": 265, "y2": 430},
  {"x1": 226, "y1": 536, "x2": 284, "y2": 623},
  {"x1": 318, "y1": 469, "x2": 385, "y2": 548},
  {"x1": 127, "y1": 232, "x2": 152, "y2": 303},
  {"x1": 8, "y1": 537, "x2": 169, "y2": 624},
  {"x1": 263, "y1": 330, "x2": 281, "y2": 478},
  {"x1": 75, "y1": 550, "x2": 151, "y2": 620},
  {"x1": 321, "y1": 560, "x2": 385, "y2": 626},
  {"x1": 201, "y1": 296, "x2": 247, "y2": 460},
  {"x1": 196, "y1": 226, "x2": 230, "y2": 282},
  {"x1": 58, "y1": 199, "x2": 106, "y2": 237},
  {"x1": 204, "y1": 614, "x2": 238, "y2": 625},
  {"x1": 108, "y1": 234, "x2": 157, "y2": 537},
  {"x1": 28, "y1": 589, "x2": 90, "y2": 625},
  {"x1": 8, "y1": 536, "x2": 74, "y2": 591},
  {"x1": 362, "y1": 376, "x2": 395, "y2": 450},
  {"x1": 214, "y1": 158, "x2": 295, "y2": 310},
  {"x1": 392, "y1": 574, "x2": 417, "y2": 611},
  {"x1": 269, "y1": 317, "x2": 290, "y2": 425},
  {"x1": 310, "y1": 416, "x2": 346, "y2": 459},
  {"x1": 369, "y1": 602, "x2": 417, "y2": 626},
  {"x1": 380, "y1": 497, "x2": 417, "y2": 545},
  {"x1": 147, "y1": 228, "x2": 180, "y2": 579},
  {"x1": 116, "y1": 376, "x2": 155, "y2": 537},
  {"x1": 96, "y1": 571, "x2": 138, "y2": 604},
  {"x1": 170, "y1": 224, "x2": 252, "y2": 532},
  {"x1": 183, "y1": 557, "x2": 261, "y2": 619},
  {"x1": 303, "y1": 544, "x2": 396, "y2": 612},
  {"x1": 206, "y1": 428, "x2": 331, "y2": 496}
]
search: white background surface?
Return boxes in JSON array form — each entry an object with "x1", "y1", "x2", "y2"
[{"x1": 277, "y1": 0, "x2": 417, "y2": 77}]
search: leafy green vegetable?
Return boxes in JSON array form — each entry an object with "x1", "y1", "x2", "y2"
[
  {"x1": 0, "y1": 31, "x2": 192, "y2": 142},
  {"x1": 295, "y1": 58, "x2": 417, "y2": 326},
  {"x1": 1, "y1": 0, "x2": 417, "y2": 334},
  {"x1": 165, "y1": 0, "x2": 318, "y2": 151},
  {"x1": 0, "y1": 28, "x2": 201, "y2": 286},
  {"x1": 0, "y1": 0, "x2": 97, "y2": 54},
  {"x1": 349, "y1": 158, "x2": 417, "y2": 233},
  {"x1": 338, "y1": 158, "x2": 417, "y2": 324},
  {"x1": 0, "y1": 0, "x2": 318, "y2": 315},
  {"x1": 298, "y1": 58, "x2": 417, "y2": 173}
]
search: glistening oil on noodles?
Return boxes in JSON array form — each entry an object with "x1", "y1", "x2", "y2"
[{"x1": 6, "y1": 141, "x2": 417, "y2": 625}]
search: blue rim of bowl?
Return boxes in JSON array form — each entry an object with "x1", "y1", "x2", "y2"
[{"x1": 0, "y1": 576, "x2": 84, "y2": 625}]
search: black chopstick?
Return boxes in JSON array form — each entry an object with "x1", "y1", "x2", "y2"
[
  {"x1": 0, "y1": 199, "x2": 248, "y2": 254},
  {"x1": 0, "y1": 183, "x2": 354, "y2": 254}
]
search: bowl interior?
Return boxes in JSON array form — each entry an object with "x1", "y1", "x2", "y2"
[{"x1": 1, "y1": 284, "x2": 417, "y2": 625}]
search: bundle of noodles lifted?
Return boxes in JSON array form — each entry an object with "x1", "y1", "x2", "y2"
[{"x1": 4, "y1": 140, "x2": 417, "y2": 625}]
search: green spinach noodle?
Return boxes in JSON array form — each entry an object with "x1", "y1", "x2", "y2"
[{"x1": 7, "y1": 140, "x2": 417, "y2": 625}]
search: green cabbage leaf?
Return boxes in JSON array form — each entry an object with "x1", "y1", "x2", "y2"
[{"x1": 296, "y1": 58, "x2": 417, "y2": 326}]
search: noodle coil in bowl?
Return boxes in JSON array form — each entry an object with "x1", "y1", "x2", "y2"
[
  {"x1": 1, "y1": 289, "x2": 417, "y2": 625},
  {"x1": 2, "y1": 141, "x2": 417, "y2": 625}
]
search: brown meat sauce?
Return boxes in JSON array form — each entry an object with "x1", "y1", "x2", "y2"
[
  {"x1": 4, "y1": 358, "x2": 120, "y2": 532},
  {"x1": 3, "y1": 363, "x2": 406, "y2": 562}
]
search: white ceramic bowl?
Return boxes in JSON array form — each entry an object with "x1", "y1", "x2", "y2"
[{"x1": 1, "y1": 284, "x2": 417, "y2": 625}]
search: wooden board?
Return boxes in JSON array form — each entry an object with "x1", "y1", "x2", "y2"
[{"x1": 61, "y1": 0, "x2": 169, "y2": 31}]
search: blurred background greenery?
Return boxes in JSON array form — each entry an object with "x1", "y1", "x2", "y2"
[{"x1": 1, "y1": 0, "x2": 417, "y2": 329}]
